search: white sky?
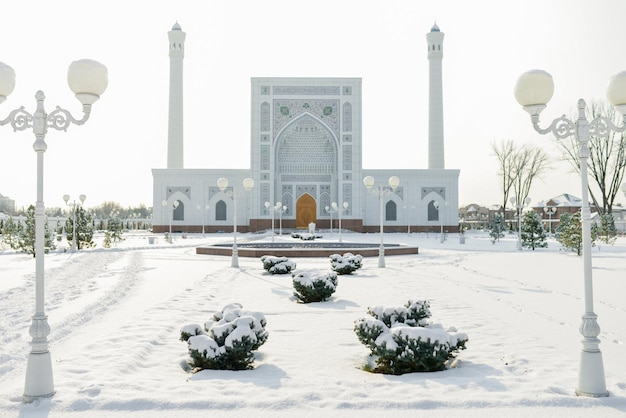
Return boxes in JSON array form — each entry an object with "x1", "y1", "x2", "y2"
[{"x1": 2, "y1": 0, "x2": 626, "y2": 210}]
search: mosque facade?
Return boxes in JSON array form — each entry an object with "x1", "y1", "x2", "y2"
[{"x1": 152, "y1": 23, "x2": 459, "y2": 234}]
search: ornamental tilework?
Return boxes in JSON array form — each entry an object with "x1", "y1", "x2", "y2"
[
  {"x1": 282, "y1": 175, "x2": 332, "y2": 182},
  {"x1": 261, "y1": 86, "x2": 270, "y2": 95},
  {"x1": 342, "y1": 102, "x2": 352, "y2": 132},
  {"x1": 166, "y1": 186, "x2": 191, "y2": 200},
  {"x1": 342, "y1": 86, "x2": 352, "y2": 95},
  {"x1": 343, "y1": 183, "x2": 352, "y2": 215},
  {"x1": 261, "y1": 102, "x2": 270, "y2": 132},
  {"x1": 343, "y1": 135, "x2": 351, "y2": 142},
  {"x1": 421, "y1": 187, "x2": 445, "y2": 200},
  {"x1": 296, "y1": 185, "x2": 316, "y2": 199},
  {"x1": 343, "y1": 145, "x2": 352, "y2": 170},
  {"x1": 273, "y1": 99, "x2": 339, "y2": 140},
  {"x1": 273, "y1": 86, "x2": 340, "y2": 95},
  {"x1": 261, "y1": 183, "x2": 270, "y2": 213},
  {"x1": 260, "y1": 145, "x2": 270, "y2": 170}
]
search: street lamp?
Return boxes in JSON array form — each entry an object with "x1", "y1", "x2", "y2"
[
  {"x1": 363, "y1": 175, "x2": 400, "y2": 268},
  {"x1": 276, "y1": 202, "x2": 287, "y2": 237},
  {"x1": 63, "y1": 194, "x2": 86, "y2": 252},
  {"x1": 510, "y1": 196, "x2": 531, "y2": 251},
  {"x1": 544, "y1": 205, "x2": 557, "y2": 236},
  {"x1": 0, "y1": 59, "x2": 107, "y2": 403},
  {"x1": 217, "y1": 177, "x2": 254, "y2": 267},
  {"x1": 433, "y1": 200, "x2": 448, "y2": 243},
  {"x1": 161, "y1": 200, "x2": 179, "y2": 243},
  {"x1": 264, "y1": 201, "x2": 276, "y2": 242},
  {"x1": 514, "y1": 68, "x2": 626, "y2": 397},
  {"x1": 325, "y1": 205, "x2": 334, "y2": 234},
  {"x1": 196, "y1": 204, "x2": 209, "y2": 236},
  {"x1": 331, "y1": 202, "x2": 349, "y2": 243}
]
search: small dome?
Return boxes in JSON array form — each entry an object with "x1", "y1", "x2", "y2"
[
  {"x1": 172, "y1": 21, "x2": 182, "y2": 31},
  {"x1": 431, "y1": 22, "x2": 440, "y2": 32}
]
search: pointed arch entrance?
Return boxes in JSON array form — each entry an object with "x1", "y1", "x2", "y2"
[{"x1": 296, "y1": 193, "x2": 316, "y2": 229}]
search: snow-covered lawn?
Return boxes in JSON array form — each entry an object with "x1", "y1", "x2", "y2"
[{"x1": 1, "y1": 230, "x2": 626, "y2": 417}]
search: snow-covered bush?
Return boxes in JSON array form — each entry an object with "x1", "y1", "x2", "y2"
[
  {"x1": 180, "y1": 303, "x2": 268, "y2": 371},
  {"x1": 260, "y1": 255, "x2": 297, "y2": 274},
  {"x1": 292, "y1": 270, "x2": 338, "y2": 303},
  {"x1": 290, "y1": 232, "x2": 323, "y2": 240},
  {"x1": 330, "y1": 252, "x2": 363, "y2": 275},
  {"x1": 354, "y1": 300, "x2": 468, "y2": 374}
]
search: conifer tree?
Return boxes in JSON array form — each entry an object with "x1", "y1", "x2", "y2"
[
  {"x1": 593, "y1": 213, "x2": 617, "y2": 245},
  {"x1": 65, "y1": 206, "x2": 95, "y2": 250},
  {"x1": 18, "y1": 205, "x2": 56, "y2": 256},
  {"x1": 521, "y1": 210, "x2": 547, "y2": 250},
  {"x1": 555, "y1": 212, "x2": 597, "y2": 255},
  {"x1": 488, "y1": 213, "x2": 506, "y2": 243}
]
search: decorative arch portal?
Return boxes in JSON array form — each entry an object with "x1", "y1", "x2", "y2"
[
  {"x1": 296, "y1": 193, "x2": 316, "y2": 229},
  {"x1": 427, "y1": 200, "x2": 439, "y2": 221}
]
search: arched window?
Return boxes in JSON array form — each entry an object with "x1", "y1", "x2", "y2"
[
  {"x1": 216, "y1": 200, "x2": 227, "y2": 221},
  {"x1": 385, "y1": 200, "x2": 397, "y2": 221},
  {"x1": 173, "y1": 200, "x2": 184, "y2": 221},
  {"x1": 427, "y1": 200, "x2": 439, "y2": 221}
]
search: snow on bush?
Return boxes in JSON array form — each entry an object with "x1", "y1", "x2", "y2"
[
  {"x1": 261, "y1": 255, "x2": 297, "y2": 274},
  {"x1": 180, "y1": 303, "x2": 268, "y2": 371},
  {"x1": 292, "y1": 270, "x2": 338, "y2": 303},
  {"x1": 355, "y1": 300, "x2": 468, "y2": 374},
  {"x1": 330, "y1": 252, "x2": 363, "y2": 275}
]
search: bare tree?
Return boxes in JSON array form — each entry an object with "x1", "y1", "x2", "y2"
[
  {"x1": 555, "y1": 101, "x2": 626, "y2": 214},
  {"x1": 491, "y1": 140, "x2": 517, "y2": 213}
]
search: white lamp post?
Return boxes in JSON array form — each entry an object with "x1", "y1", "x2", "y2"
[
  {"x1": 276, "y1": 202, "x2": 287, "y2": 237},
  {"x1": 363, "y1": 175, "x2": 400, "y2": 268},
  {"x1": 514, "y1": 68, "x2": 626, "y2": 397},
  {"x1": 264, "y1": 201, "x2": 276, "y2": 242},
  {"x1": 161, "y1": 200, "x2": 179, "y2": 243},
  {"x1": 325, "y1": 205, "x2": 334, "y2": 234},
  {"x1": 331, "y1": 202, "x2": 349, "y2": 243},
  {"x1": 63, "y1": 194, "x2": 86, "y2": 252},
  {"x1": 218, "y1": 177, "x2": 254, "y2": 267},
  {"x1": 196, "y1": 204, "x2": 209, "y2": 236},
  {"x1": 433, "y1": 200, "x2": 448, "y2": 243},
  {"x1": 544, "y1": 205, "x2": 557, "y2": 236},
  {"x1": 0, "y1": 59, "x2": 107, "y2": 403}
]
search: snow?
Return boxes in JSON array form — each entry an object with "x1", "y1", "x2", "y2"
[{"x1": 1, "y1": 230, "x2": 626, "y2": 417}]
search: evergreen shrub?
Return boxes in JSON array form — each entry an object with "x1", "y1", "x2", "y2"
[
  {"x1": 330, "y1": 252, "x2": 363, "y2": 275},
  {"x1": 261, "y1": 255, "x2": 297, "y2": 274},
  {"x1": 180, "y1": 303, "x2": 268, "y2": 371},
  {"x1": 292, "y1": 270, "x2": 338, "y2": 303},
  {"x1": 354, "y1": 300, "x2": 468, "y2": 374}
]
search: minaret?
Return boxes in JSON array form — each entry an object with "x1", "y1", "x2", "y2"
[
  {"x1": 426, "y1": 23, "x2": 445, "y2": 169},
  {"x1": 167, "y1": 22, "x2": 185, "y2": 169}
]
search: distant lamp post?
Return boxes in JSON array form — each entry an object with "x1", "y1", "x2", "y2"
[
  {"x1": 325, "y1": 205, "x2": 334, "y2": 234},
  {"x1": 0, "y1": 59, "x2": 108, "y2": 403},
  {"x1": 161, "y1": 199, "x2": 179, "y2": 243},
  {"x1": 433, "y1": 200, "x2": 448, "y2": 243},
  {"x1": 363, "y1": 175, "x2": 400, "y2": 268},
  {"x1": 331, "y1": 202, "x2": 349, "y2": 242},
  {"x1": 264, "y1": 201, "x2": 276, "y2": 242},
  {"x1": 63, "y1": 194, "x2": 86, "y2": 252},
  {"x1": 510, "y1": 196, "x2": 531, "y2": 250},
  {"x1": 276, "y1": 202, "x2": 287, "y2": 236},
  {"x1": 217, "y1": 177, "x2": 254, "y2": 267},
  {"x1": 196, "y1": 204, "x2": 209, "y2": 236},
  {"x1": 514, "y1": 68, "x2": 626, "y2": 397},
  {"x1": 544, "y1": 205, "x2": 557, "y2": 236}
]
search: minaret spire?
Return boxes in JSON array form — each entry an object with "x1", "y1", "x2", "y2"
[
  {"x1": 167, "y1": 22, "x2": 185, "y2": 169},
  {"x1": 426, "y1": 23, "x2": 445, "y2": 169}
]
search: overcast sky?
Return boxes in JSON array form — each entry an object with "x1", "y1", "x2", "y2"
[{"x1": 2, "y1": 0, "x2": 626, "y2": 210}]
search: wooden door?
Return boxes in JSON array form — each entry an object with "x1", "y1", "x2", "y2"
[{"x1": 296, "y1": 194, "x2": 316, "y2": 229}]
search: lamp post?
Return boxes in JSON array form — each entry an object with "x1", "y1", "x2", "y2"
[
  {"x1": 544, "y1": 206, "x2": 557, "y2": 236},
  {"x1": 331, "y1": 202, "x2": 349, "y2": 243},
  {"x1": 433, "y1": 200, "x2": 448, "y2": 243},
  {"x1": 63, "y1": 194, "x2": 86, "y2": 252},
  {"x1": 325, "y1": 205, "x2": 334, "y2": 234},
  {"x1": 363, "y1": 175, "x2": 400, "y2": 268},
  {"x1": 218, "y1": 177, "x2": 254, "y2": 267},
  {"x1": 276, "y1": 202, "x2": 287, "y2": 237},
  {"x1": 264, "y1": 201, "x2": 276, "y2": 242},
  {"x1": 510, "y1": 196, "x2": 531, "y2": 250},
  {"x1": 161, "y1": 200, "x2": 179, "y2": 243},
  {"x1": 0, "y1": 59, "x2": 107, "y2": 403},
  {"x1": 196, "y1": 204, "x2": 209, "y2": 236},
  {"x1": 514, "y1": 68, "x2": 626, "y2": 397}
]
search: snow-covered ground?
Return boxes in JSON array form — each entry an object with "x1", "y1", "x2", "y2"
[{"x1": 1, "y1": 230, "x2": 626, "y2": 417}]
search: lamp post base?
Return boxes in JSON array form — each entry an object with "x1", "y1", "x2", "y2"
[
  {"x1": 23, "y1": 351, "x2": 55, "y2": 403},
  {"x1": 576, "y1": 348, "x2": 609, "y2": 397}
]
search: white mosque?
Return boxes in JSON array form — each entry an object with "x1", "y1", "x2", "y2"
[{"x1": 152, "y1": 23, "x2": 459, "y2": 234}]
